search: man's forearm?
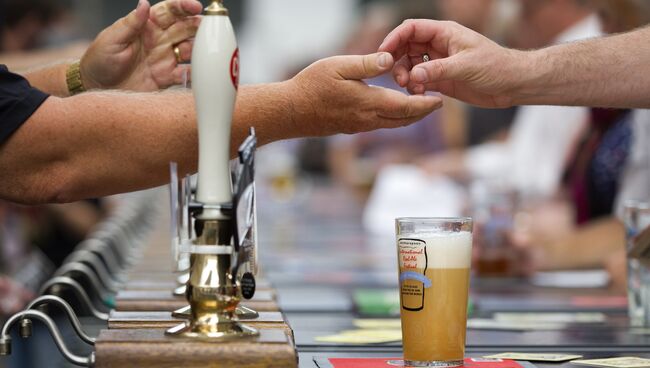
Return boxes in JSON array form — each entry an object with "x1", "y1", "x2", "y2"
[
  {"x1": 0, "y1": 83, "x2": 296, "y2": 204},
  {"x1": 24, "y1": 62, "x2": 71, "y2": 97},
  {"x1": 515, "y1": 26, "x2": 650, "y2": 108}
]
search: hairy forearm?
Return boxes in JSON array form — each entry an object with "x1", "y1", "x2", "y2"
[
  {"x1": 0, "y1": 82, "x2": 296, "y2": 204},
  {"x1": 23, "y1": 62, "x2": 72, "y2": 97},
  {"x1": 514, "y1": 26, "x2": 650, "y2": 108}
]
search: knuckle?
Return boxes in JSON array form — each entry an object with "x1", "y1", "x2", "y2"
[{"x1": 361, "y1": 55, "x2": 373, "y2": 75}]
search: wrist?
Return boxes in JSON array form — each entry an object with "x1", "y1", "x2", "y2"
[
  {"x1": 65, "y1": 61, "x2": 86, "y2": 95},
  {"x1": 509, "y1": 48, "x2": 553, "y2": 106},
  {"x1": 282, "y1": 77, "x2": 319, "y2": 138},
  {"x1": 77, "y1": 55, "x2": 101, "y2": 91}
]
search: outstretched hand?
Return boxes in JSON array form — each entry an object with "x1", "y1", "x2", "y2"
[
  {"x1": 379, "y1": 19, "x2": 526, "y2": 108},
  {"x1": 80, "y1": 0, "x2": 202, "y2": 91},
  {"x1": 287, "y1": 52, "x2": 443, "y2": 137}
]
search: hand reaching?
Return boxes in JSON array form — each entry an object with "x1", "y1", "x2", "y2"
[
  {"x1": 287, "y1": 52, "x2": 443, "y2": 137},
  {"x1": 80, "y1": 0, "x2": 202, "y2": 91},
  {"x1": 379, "y1": 19, "x2": 527, "y2": 108}
]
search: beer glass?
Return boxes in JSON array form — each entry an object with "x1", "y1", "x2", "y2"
[
  {"x1": 624, "y1": 200, "x2": 650, "y2": 326},
  {"x1": 394, "y1": 217, "x2": 473, "y2": 367}
]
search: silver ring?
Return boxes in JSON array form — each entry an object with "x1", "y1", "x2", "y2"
[{"x1": 422, "y1": 54, "x2": 430, "y2": 63}]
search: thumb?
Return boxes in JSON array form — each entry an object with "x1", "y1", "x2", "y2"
[
  {"x1": 332, "y1": 52, "x2": 394, "y2": 80},
  {"x1": 410, "y1": 56, "x2": 463, "y2": 84},
  {"x1": 111, "y1": 0, "x2": 150, "y2": 44}
]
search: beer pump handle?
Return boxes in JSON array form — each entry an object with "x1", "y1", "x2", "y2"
[{"x1": 193, "y1": 0, "x2": 239, "y2": 218}]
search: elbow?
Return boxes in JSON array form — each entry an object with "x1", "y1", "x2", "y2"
[{"x1": 4, "y1": 167, "x2": 81, "y2": 205}]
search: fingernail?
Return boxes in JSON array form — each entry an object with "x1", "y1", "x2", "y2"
[
  {"x1": 377, "y1": 53, "x2": 390, "y2": 68},
  {"x1": 413, "y1": 68, "x2": 428, "y2": 83}
]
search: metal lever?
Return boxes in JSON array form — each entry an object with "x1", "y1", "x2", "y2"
[
  {"x1": 63, "y1": 250, "x2": 122, "y2": 292},
  {"x1": 54, "y1": 263, "x2": 114, "y2": 304},
  {"x1": 40, "y1": 277, "x2": 109, "y2": 321},
  {"x1": 0, "y1": 310, "x2": 95, "y2": 367},
  {"x1": 24, "y1": 295, "x2": 96, "y2": 345},
  {"x1": 75, "y1": 239, "x2": 124, "y2": 278},
  {"x1": 83, "y1": 236, "x2": 128, "y2": 270}
]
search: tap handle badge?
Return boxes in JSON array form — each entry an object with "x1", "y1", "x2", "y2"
[{"x1": 231, "y1": 49, "x2": 239, "y2": 90}]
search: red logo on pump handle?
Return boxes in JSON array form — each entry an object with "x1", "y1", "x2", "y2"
[{"x1": 230, "y1": 48, "x2": 239, "y2": 89}]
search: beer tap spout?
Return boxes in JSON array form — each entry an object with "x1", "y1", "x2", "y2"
[{"x1": 0, "y1": 310, "x2": 95, "y2": 367}]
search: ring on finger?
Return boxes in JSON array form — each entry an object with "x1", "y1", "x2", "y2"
[
  {"x1": 422, "y1": 53, "x2": 430, "y2": 63},
  {"x1": 173, "y1": 46, "x2": 182, "y2": 63}
]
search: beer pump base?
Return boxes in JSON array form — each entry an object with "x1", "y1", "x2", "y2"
[
  {"x1": 165, "y1": 319, "x2": 259, "y2": 340},
  {"x1": 172, "y1": 304, "x2": 259, "y2": 320}
]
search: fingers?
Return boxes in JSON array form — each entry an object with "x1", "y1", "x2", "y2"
[
  {"x1": 328, "y1": 52, "x2": 394, "y2": 81},
  {"x1": 174, "y1": 40, "x2": 193, "y2": 63},
  {"x1": 172, "y1": 64, "x2": 191, "y2": 85},
  {"x1": 379, "y1": 19, "x2": 451, "y2": 59},
  {"x1": 410, "y1": 56, "x2": 463, "y2": 87},
  {"x1": 151, "y1": 0, "x2": 203, "y2": 30},
  {"x1": 372, "y1": 86, "x2": 443, "y2": 120},
  {"x1": 161, "y1": 16, "x2": 201, "y2": 46},
  {"x1": 393, "y1": 56, "x2": 412, "y2": 87},
  {"x1": 111, "y1": 0, "x2": 151, "y2": 44}
]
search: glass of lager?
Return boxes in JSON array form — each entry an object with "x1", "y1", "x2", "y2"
[{"x1": 394, "y1": 217, "x2": 473, "y2": 367}]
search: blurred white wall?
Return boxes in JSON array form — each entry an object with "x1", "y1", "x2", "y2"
[{"x1": 238, "y1": 0, "x2": 358, "y2": 84}]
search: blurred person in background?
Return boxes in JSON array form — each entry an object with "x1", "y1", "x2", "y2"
[
  {"x1": 509, "y1": 0, "x2": 650, "y2": 289},
  {"x1": 404, "y1": 0, "x2": 601, "y2": 277},
  {"x1": 0, "y1": 0, "x2": 89, "y2": 72},
  {"x1": 328, "y1": 1, "x2": 444, "y2": 198},
  {"x1": 0, "y1": 0, "x2": 71, "y2": 52},
  {"x1": 434, "y1": 0, "x2": 519, "y2": 149},
  {"x1": 419, "y1": 0, "x2": 600, "y2": 199}
]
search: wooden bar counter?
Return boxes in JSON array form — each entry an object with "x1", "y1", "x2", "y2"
[{"x1": 94, "y1": 328, "x2": 298, "y2": 368}]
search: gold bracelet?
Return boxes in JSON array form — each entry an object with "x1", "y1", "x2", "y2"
[{"x1": 65, "y1": 61, "x2": 85, "y2": 95}]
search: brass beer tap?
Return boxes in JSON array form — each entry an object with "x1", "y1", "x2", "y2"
[{"x1": 166, "y1": 0, "x2": 258, "y2": 340}]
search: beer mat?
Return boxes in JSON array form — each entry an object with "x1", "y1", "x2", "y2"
[
  {"x1": 485, "y1": 353, "x2": 583, "y2": 362},
  {"x1": 314, "y1": 329, "x2": 401, "y2": 344},
  {"x1": 571, "y1": 357, "x2": 650, "y2": 368},
  {"x1": 467, "y1": 318, "x2": 566, "y2": 331},
  {"x1": 353, "y1": 319, "x2": 401, "y2": 329},
  {"x1": 352, "y1": 290, "x2": 473, "y2": 317},
  {"x1": 476, "y1": 295, "x2": 626, "y2": 312},
  {"x1": 492, "y1": 312, "x2": 606, "y2": 324},
  {"x1": 570, "y1": 296, "x2": 627, "y2": 308},
  {"x1": 313, "y1": 357, "x2": 537, "y2": 368},
  {"x1": 353, "y1": 289, "x2": 400, "y2": 316},
  {"x1": 531, "y1": 270, "x2": 609, "y2": 289}
]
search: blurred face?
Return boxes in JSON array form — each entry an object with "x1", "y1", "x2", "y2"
[{"x1": 2, "y1": 15, "x2": 50, "y2": 51}]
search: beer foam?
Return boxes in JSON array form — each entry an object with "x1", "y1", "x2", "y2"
[{"x1": 399, "y1": 231, "x2": 472, "y2": 269}]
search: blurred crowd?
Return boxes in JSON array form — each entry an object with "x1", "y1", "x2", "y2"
[{"x1": 1, "y1": 0, "x2": 649, "y2": 322}]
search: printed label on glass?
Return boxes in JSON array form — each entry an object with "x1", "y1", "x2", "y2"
[{"x1": 398, "y1": 238, "x2": 430, "y2": 311}]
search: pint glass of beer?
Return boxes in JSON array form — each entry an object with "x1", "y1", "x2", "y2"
[{"x1": 395, "y1": 217, "x2": 473, "y2": 367}]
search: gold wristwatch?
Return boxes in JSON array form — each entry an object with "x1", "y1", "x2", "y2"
[{"x1": 65, "y1": 61, "x2": 86, "y2": 95}]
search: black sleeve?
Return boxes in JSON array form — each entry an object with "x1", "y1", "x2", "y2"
[{"x1": 0, "y1": 65, "x2": 50, "y2": 144}]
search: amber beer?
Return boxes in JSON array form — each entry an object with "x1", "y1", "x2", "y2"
[{"x1": 396, "y1": 218, "x2": 473, "y2": 367}]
